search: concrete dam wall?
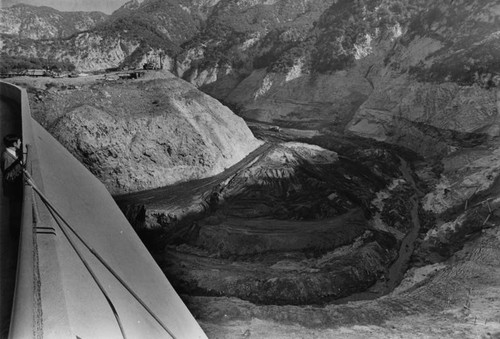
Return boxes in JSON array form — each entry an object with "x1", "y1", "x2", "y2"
[{"x1": 0, "y1": 80, "x2": 207, "y2": 339}]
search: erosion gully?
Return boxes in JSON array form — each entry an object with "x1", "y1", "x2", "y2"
[{"x1": 335, "y1": 156, "x2": 422, "y2": 303}]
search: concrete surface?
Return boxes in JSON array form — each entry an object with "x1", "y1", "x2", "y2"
[{"x1": 1, "y1": 81, "x2": 207, "y2": 339}]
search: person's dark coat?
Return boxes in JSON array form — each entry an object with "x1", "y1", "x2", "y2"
[{"x1": 1, "y1": 150, "x2": 24, "y2": 198}]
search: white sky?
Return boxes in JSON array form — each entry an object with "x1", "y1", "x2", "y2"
[{"x1": 2, "y1": 0, "x2": 128, "y2": 14}]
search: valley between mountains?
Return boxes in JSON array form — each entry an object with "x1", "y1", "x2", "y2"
[
  {"x1": 3, "y1": 0, "x2": 500, "y2": 337},
  {"x1": 9, "y1": 70, "x2": 500, "y2": 338}
]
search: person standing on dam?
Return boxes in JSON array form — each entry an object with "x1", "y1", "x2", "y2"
[{"x1": 1, "y1": 134, "x2": 24, "y2": 237}]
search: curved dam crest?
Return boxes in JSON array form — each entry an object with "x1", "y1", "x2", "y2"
[{"x1": 0, "y1": 80, "x2": 207, "y2": 338}]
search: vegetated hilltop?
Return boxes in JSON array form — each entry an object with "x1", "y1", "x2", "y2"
[
  {"x1": 0, "y1": 4, "x2": 108, "y2": 39},
  {"x1": 0, "y1": 0, "x2": 217, "y2": 71}
]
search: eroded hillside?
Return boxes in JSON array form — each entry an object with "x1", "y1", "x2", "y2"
[{"x1": 12, "y1": 71, "x2": 262, "y2": 194}]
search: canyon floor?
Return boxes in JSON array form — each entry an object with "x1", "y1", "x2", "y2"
[
  {"x1": 117, "y1": 124, "x2": 500, "y2": 339},
  {"x1": 9, "y1": 73, "x2": 500, "y2": 338},
  {"x1": 189, "y1": 225, "x2": 500, "y2": 339}
]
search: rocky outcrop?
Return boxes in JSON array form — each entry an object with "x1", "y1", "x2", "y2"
[
  {"x1": 24, "y1": 71, "x2": 262, "y2": 194},
  {"x1": 1, "y1": 32, "x2": 144, "y2": 72}
]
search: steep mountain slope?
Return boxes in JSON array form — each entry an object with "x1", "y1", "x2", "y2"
[
  {"x1": 348, "y1": 0, "x2": 500, "y2": 154},
  {"x1": 3, "y1": 0, "x2": 499, "y2": 101},
  {"x1": 0, "y1": 0, "x2": 220, "y2": 71},
  {"x1": 175, "y1": 0, "x2": 335, "y2": 89},
  {"x1": 181, "y1": 0, "x2": 500, "y2": 139},
  {"x1": 0, "y1": 4, "x2": 107, "y2": 39}
]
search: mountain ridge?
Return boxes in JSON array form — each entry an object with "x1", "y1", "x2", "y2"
[
  {"x1": 0, "y1": 0, "x2": 126, "y2": 14},
  {"x1": 1, "y1": 0, "x2": 499, "y2": 153},
  {"x1": 0, "y1": 3, "x2": 108, "y2": 39}
]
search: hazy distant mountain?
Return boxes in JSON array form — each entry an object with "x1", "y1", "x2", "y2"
[
  {"x1": 0, "y1": 0, "x2": 221, "y2": 70},
  {"x1": 0, "y1": 0, "x2": 20, "y2": 8},
  {"x1": 0, "y1": 0, "x2": 126, "y2": 14},
  {"x1": 0, "y1": 4, "x2": 108, "y2": 39}
]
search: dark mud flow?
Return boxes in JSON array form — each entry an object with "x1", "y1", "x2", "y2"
[
  {"x1": 381, "y1": 158, "x2": 422, "y2": 294},
  {"x1": 118, "y1": 127, "x2": 427, "y2": 306}
]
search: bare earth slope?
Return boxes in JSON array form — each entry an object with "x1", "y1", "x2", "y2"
[{"x1": 10, "y1": 71, "x2": 262, "y2": 194}]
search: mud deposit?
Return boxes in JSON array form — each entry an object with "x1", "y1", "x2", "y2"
[
  {"x1": 118, "y1": 130, "x2": 419, "y2": 304},
  {"x1": 9, "y1": 65, "x2": 500, "y2": 337},
  {"x1": 116, "y1": 125, "x2": 500, "y2": 338}
]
